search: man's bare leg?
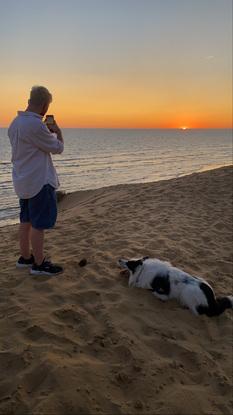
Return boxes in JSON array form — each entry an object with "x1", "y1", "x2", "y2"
[
  {"x1": 19, "y1": 222, "x2": 31, "y2": 259},
  {"x1": 31, "y1": 228, "x2": 44, "y2": 265}
]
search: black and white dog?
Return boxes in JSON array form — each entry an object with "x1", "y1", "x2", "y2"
[{"x1": 118, "y1": 257, "x2": 233, "y2": 317}]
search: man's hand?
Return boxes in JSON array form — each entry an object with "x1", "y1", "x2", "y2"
[
  {"x1": 48, "y1": 120, "x2": 60, "y2": 134},
  {"x1": 48, "y1": 120, "x2": 64, "y2": 143}
]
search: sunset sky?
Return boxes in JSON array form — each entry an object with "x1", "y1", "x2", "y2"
[{"x1": 0, "y1": 0, "x2": 232, "y2": 128}]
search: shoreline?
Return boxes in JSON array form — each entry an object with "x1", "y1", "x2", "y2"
[{"x1": 0, "y1": 164, "x2": 232, "y2": 229}]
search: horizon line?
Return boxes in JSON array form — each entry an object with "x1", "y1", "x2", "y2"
[{"x1": 0, "y1": 125, "x2": 232, "y2": 130}]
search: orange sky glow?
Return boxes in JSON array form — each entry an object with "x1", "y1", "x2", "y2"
[{"x1": 1, "y1": 79, "x2": 232, "y2": 129}]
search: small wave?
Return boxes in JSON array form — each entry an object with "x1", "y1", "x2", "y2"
[{"x1": 0, "y1": 161, "x2": 11, "y2": 165}]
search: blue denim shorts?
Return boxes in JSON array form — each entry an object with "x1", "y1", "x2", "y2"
[{"x1": 19, "y1": 184, "x2": 57, "y2": 230}]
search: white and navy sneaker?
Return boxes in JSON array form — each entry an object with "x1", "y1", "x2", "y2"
[
  {"x1": 16, "y1": 254, "x2": 35, "y2": 268},
  {"x1": 30, "y1": 259, "x2": 63, "y2": 276}
]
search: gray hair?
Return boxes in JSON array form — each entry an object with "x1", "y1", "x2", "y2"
[{"x1": 29, "y1": 85, "x2": 52, "y2": 106}]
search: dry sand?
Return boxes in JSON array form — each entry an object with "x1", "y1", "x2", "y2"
[{"x1": 0, "y1": 166, "x2": 232, "y2": 415}]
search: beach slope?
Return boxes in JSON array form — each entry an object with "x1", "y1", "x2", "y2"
[{"x1": 0, "y1": 166, "x2": 232, "y2": 414}]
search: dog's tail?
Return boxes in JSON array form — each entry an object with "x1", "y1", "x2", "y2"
[{"x1": 197, "y1": 283, "x2": 233, "y2": 317}]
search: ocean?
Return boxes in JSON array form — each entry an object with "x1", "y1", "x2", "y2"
[{"x1": 0, "y1": 128, "x2": 232, "y2": 227}]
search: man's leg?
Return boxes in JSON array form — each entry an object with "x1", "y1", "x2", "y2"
[
  {"x1": 31, "y1": 227, "x2": 44, "y2": 265},
  {"x1": 29, "y1": 185, "x2": 63, "y2": 275},
  {"x1": 19, "y1": 222, "x2": 31, "y2": 259}
]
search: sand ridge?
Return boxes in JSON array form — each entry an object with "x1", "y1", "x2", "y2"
[{"x1": 0, "y1": 166, "x2": 232, "y2": 414}]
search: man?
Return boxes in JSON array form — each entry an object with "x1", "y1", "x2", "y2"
[{"x1": 8, "y1": 86, "x2": 64, "y2": 275}]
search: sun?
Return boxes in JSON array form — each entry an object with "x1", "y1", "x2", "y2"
[{"x1": 180, "y1": 126, "x2": 188, "y2": 130}]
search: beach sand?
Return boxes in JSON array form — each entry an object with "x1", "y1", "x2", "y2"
[{"x1": 0, "y1": 166, "x2": 232, "y2": 415}]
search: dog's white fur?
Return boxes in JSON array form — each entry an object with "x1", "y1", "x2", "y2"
[{"x1": 119, "y1": 257, "x2": 233, "y2": 316}]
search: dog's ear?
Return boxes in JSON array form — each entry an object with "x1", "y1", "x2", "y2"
[{"x1": 127, "y1": 259, "x2": 143, "y2": 273}]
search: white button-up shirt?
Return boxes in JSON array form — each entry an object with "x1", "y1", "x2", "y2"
[{"x1": 8, "y1": 111, "x2": 64, "y2": 199}]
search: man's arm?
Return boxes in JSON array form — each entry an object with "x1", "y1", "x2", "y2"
[{"x1": 30, "y1": 121, "x2": 64, "y2": 154}]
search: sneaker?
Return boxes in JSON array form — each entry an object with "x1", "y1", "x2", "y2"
[
  {"x1": 16, "y1": 254, "x2": 34, "y2": 268},
  {"x1": 30, "y1": 259, "x2": 63, "y2": 276}
]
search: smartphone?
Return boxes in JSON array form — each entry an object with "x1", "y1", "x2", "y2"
[{"x1": 45, "y1": 115, "x2": 55, "y2": 125}]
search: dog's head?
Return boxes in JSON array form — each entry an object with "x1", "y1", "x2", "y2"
[{"x1": 118, "y1": 256, "x2": 149, "y2": 275}]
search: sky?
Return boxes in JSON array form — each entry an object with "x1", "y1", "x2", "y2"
[{"x1": 0, "y1": 0, "x2": 232, "y2": 128}]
